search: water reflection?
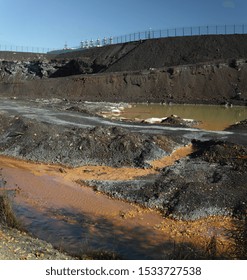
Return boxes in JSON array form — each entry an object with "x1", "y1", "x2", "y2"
[
  {"x1": 13, "y1": 203, "x2": 172, "y2": 260},
  {"x1": 120, "y1": 104, "x2": 247, "y2": 131}
]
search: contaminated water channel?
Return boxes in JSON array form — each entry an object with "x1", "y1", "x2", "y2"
[
  {"x1": 0, "y1": 101, "x2": 246, "y2": 259},
  {"x1": 0, "y1": 148, "x2": 238, "y2": 260}
]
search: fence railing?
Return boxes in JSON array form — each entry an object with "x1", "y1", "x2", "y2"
[
  {"x1": 0, "y1": 24, "x2": 247, "y2": 54},
  {"x1": 75, "y1": 24, "x2": 247, "y2": 50},
  {"x1": 0, "y1": 45, "x2": 54, "y2": 54}
]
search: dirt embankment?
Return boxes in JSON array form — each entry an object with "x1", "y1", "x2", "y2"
[
  {"x1": 0, "y1": 113, "x2": 178, "y2": 168},
  {"x1": 0, "y1": 34, "x2": 247, "y2": 260},
  {"x1": 0, "y1": 34, "x2": 247, "y2": 105},
  {"x1": 83, "y1": 140, "x2": 247, "y2": 221}
]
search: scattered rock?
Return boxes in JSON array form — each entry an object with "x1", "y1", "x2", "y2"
[
  {"x1": 0, "y1": 225, "x2": 74, "y2": 260},
  {"x1": 191, "y1": 139, "x2": 247, "y2": 172},
  {"x1": 161, "y1": 115, "x2": 200, "y2": 127},
  {"x1": 225, "y1": 119, "x2": 247, "y2": 132},
  {"x1": 82, "y1": 140, "x2": 247, "y2": 220},
  {"x1": 0, "y1": 114, "x2": 177, "y2": 168}
]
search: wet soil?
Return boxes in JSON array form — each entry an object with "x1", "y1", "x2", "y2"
[
  {"x1": 0, "y1": 150, "x2": 244, "y2": 259},
  {"x1": 0, "y1": 34, "x2": 247, "y2": 258},
  {"x1": 0, "y1": 100, "x2": 246, "y2": 224},
  {"x1": 0, "y1": 102, "x2": 246, "y2": 258},
  {"x1": 82, "y1": 140, "x2": 247, "y2": 221}
]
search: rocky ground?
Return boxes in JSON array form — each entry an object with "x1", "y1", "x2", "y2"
[
  {"x1": 0, "y1": 104, "x2": 246, "y2": 259},
  {"x1": 82, "y1": 140, "x2": 247, "y2": 221},
  {"x1": 0, "y1": 112, "x2": 178, "y2": 168},
  {"x1": 0, "y1": 225, "x2": 74, "y2": 260},
  {"x1": 0, "y1": 100, "x2": 245, "y2": 222},
  {"x1": 0, "y1": 34, "x2": 246, "y2": 259},
  {"x1": 225, "y1": 119, "x2": 247, "y2": 132},
  {"x1": 0, "y1": 177, "x2": 74, "y2": 260},
  {"x1": 0, "y1": 34, "x2": 247, "y2": 105}
]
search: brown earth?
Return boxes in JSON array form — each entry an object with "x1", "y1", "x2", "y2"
[
  {"x1": 0, "y1": 34, "x2": 247, "y2": 260},
  {"x1": 0, "y1": 148, "x2": 244, "y2": 260},
  {"x1": 0, "y1": 34, "x2": 247, "y2": 105},
  {"x1": 0, "y1": 225, "x2": 74, "y2": 260}
]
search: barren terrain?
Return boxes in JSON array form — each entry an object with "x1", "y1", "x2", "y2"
[{"x1": 0, "y1": 34, "x2": 246, "y2": 259}]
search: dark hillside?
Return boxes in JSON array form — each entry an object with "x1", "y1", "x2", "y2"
[
  {"x1": 1, "y1": 34, "x2": 247, "y2": 105},
  {"x1": 55, "y1": 34, "x2": 247, "y2": 72}
]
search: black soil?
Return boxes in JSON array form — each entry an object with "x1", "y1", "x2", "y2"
[
  {"x1": 0, "y1": 34, "x2": 247, "y2": 221},
  {"x1": 83, "y1": 140, "x2": 247, "y2": 221},
  {"x1": 0, "y1": 113, "x2": 177, "y2": 168},
  {"x1": 225, "y1": 119, "x2": 247, "y2": 132},
  {"x1": 0, "y1": 34, "x2": 247, "y2": 105}
]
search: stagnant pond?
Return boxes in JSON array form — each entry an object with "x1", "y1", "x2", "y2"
[{"x1": 117, "y1": 104, "x2": 247, "y2": 131}]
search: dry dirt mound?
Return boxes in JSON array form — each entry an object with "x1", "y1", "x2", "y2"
[
  {"x1": 160, "y1": 115, "x2": 200, "y2": 127},
  {"x1": 2, "y1": 34, "x2": 247, "y2": 78},
  {"x1": 0, "y1": 113, "x2": 177, "y2": 167},
  {"x1": 1, "y1": 35, "x2": 247, "y2": 105},
  {"x1": 55, "y1": 34, "x2": 247, "y2": 73}
]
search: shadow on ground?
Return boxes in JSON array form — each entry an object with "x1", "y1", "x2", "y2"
[{"x1": 13, "y1": 203, "x2": 246, "y2": 260}]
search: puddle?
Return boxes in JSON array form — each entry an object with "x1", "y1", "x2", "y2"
[
  {"x1": 0, "y1": 147, "x2": 240, "y2": 259},
  {"x1": 116, "y1": 104, "x2": 247, "y2": 131}
]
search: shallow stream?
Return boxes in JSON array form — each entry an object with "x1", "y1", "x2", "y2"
[
  {"x1": 0, "y1": 148, "x2": 237, "y2": 259},
  {"x1": 0, "y1": 99, "x2": 245, "y2": 259}
]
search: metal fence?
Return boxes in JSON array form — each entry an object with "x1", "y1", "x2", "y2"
[
  {"x1": 0, "y1": 45, "x2": 54, "y2": 54},
  {"x1": 0, "y1": 24, "x2": 247, "y2": 54},
  {"x1": 76, "y1": 24, "x2": 247, "y2": 49}
]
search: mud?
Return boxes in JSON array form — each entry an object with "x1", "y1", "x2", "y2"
[
  {"x1": 82, "y1": 140, "x2": 247, "y2": 221},
  {"x1": 0, "y1": 153, "x2": 245, "y2": 259},
  {"x1": 119, "y1": 103, "x2": 247, "y2": 131},
  {"x1": 0, "y1": 98, "x2": 246, "y2": 223},
  {"x1": 0, "y1": 35, "x2": 247, "y2": 259}
]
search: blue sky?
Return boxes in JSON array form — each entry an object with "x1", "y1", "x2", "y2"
[{"x1": 0, "y1": 0, "x2": 246, "y2": 50}]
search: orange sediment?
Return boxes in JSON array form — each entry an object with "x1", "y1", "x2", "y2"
[{"x1": 0, "y1": 145, "x2": 240, "y2": 259}]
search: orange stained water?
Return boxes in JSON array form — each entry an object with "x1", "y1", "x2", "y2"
[{"x1": 0, "y1": 147, "x2": 239, "y2": 259}]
